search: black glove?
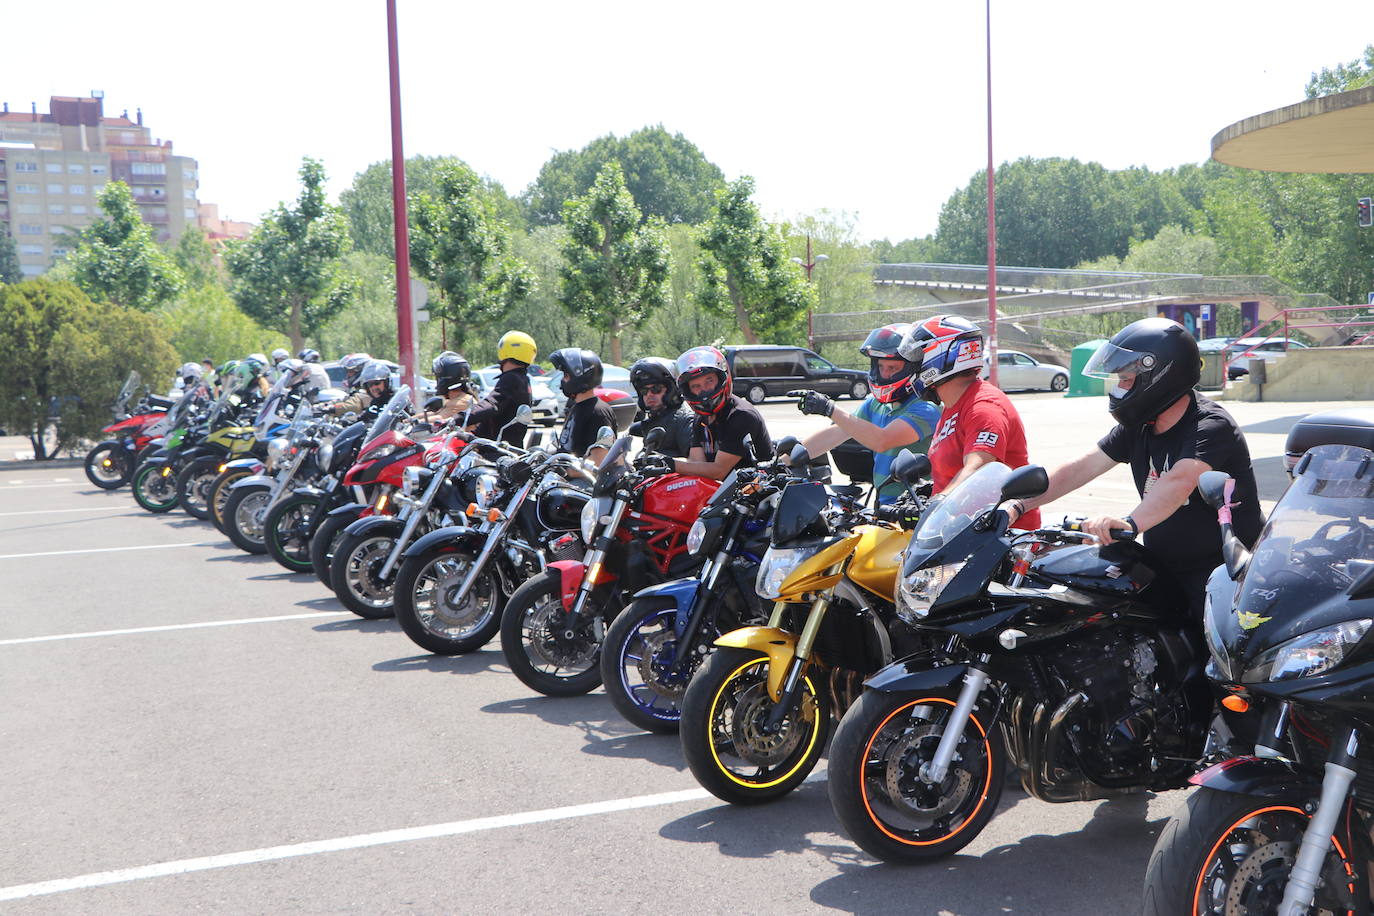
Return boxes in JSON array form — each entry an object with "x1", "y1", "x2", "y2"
[
  {"x1": 793, "y1": 390, "x2": 834, "y2": 418},
  {"x1": 639, "y1": 454, "x2": 675, "y2": 478}
]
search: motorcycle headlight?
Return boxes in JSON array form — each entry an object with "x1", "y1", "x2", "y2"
[
  {"x1": 402, "y1": 465, "x2": 424, "y2": 496},
  {"x1": 581, "y1": 497, "x2": 608, "y2": 543},
  {"x1": 687, "y1": 519, "x2": 708, "y2": 555},
  {"x1": 755, "y1": 544, "x2": 826, "y2": 601},
  {"x1": 1242, "y1": 619, "x2": 1372, "y2": 683},
  {"x1": 474, "y1": 474, "x2": 496, "y2": 510},
  {"x1": 316, "y1": 441, "x2": 334, "y2": 473},
  {"x1": 1202, "y1": 590, "x2": 1234, "y2": 682},
  {"x1": 367, "y1": 444, "x2": 397, "y2": 461},
  {"x1": 896, "y1": 561, "x2": 966, "y2": 624},
  {"x1": 266, "y1": 436, "x2": 289, "y2": 469}
]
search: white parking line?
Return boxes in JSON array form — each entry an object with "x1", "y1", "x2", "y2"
[
  {"x1": 0, "y1": 542, "x2": 212, "y2": 560},
  {"x1": 1, "y1": 482, "x2": 97, "y2": 489},
  {"x1": 0, "y1": 506, "x2": 130, "y2": 518},
  {"x1": 0, "y1": 612, "x2": 351, "y2": 646}
]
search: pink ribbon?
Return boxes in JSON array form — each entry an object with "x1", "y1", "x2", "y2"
[{"x1": 1217, "y1": 477, "x2": 1237, "y2": 526}]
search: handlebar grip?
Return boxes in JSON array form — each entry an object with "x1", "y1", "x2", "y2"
[{"x1": 1110, "y1": 528, "x2": 1137, "y2": 541}]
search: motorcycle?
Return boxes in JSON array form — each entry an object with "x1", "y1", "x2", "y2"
[
  {"x1": 128, "y1": 387, "x2": 213, "y2": 513},
  {"x1": 221, "y1": 398, "x2": 319, "y2": 552},
  {"x1": 84, "y1": 371, "x2": 172, "y2": 489},
  {"x1": 261, "y1": 418, "x2": 369, "y2": 573},
  {"x1": 392, "y1": 426, "x2": 592, "y2": 655},
  {"x1": 173, "y1": 384, "x2": 271, "y2": 521},
  {"x1": 1141, "y1": 412, "x2": 1374, "y2": 916},
  {"x1": 678, "y1": 446, "x2": 924, "y2": 805},
  {"x1": 825, "y1": 452, "x2": 1212, "y2": 862},
  {"x1": 498, "y1": 426, "x2": 719, "y2": 697}
]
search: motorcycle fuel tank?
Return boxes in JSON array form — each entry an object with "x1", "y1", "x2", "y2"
[
  {"x1": 637, "y1": 473, "x2": 719, "y2": 523},
  {"x1": 846, "y1": 525, "x2": 910, "y2": 601}
]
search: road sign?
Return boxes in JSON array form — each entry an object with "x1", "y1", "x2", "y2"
[{"x1": 1200, "y1": 304, "x2": 1212, "y2": 321}]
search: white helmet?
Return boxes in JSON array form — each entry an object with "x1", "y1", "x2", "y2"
[{"x1": 270, "y1": 348, "x2": 290, "y2": 365}]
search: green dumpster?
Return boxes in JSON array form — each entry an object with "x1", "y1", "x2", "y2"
[
  {"x1": 1067, "y1": 339, "x2": 1108, "y2": 397},
  {"x1": 1198, "y1": 353, "x2": 1225, "y2": 390}
]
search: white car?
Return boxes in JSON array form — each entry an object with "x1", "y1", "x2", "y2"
[
  {"x1": 544, "y1": 362, "x2": 637, "y2": 416},
  {"x1": 992, "y1": 350, "x2": 1070, "y2": 392}
]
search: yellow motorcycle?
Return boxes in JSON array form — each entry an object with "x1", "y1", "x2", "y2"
[{"x1": 679, "y1": 470, "x2": 926, "y2": 805}]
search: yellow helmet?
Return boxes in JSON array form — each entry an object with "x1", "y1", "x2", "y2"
[{"x1": 497, "y1": 330, "x2": 537, "y2": 366}]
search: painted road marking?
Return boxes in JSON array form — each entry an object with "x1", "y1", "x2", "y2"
[
  {"x1": 0, "y1": 482, "x2": 101, "y2": 490},
  {"x1": 0, "y1": 612, "x2": 352, "y2": 646},
  {"x1": 0, "y1": 506, "x2": 132, "y2": 518},
  {"x1": 0, "y1": 542, "x2": 213, "y2": 560}
]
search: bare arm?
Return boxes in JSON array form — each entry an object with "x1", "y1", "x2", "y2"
[
  {"x1": 800, "y1": 424, "x2": 851, "y2": 458},
  {"x1": 1084, "y1": 457, "x2": 1212, "y2": 544},
  {"x1": 672, "y1": 447, "x2": 742, "y2": 481},
  {"x1": 1023, "y1": 448, "x2": 1118, "y2": 512},
  {"x1": 944, "y1": 449, "x2": 999, "y2": 493},
  {"x1": 828, "y1": 408, "x2": 924, "y2": 453}
]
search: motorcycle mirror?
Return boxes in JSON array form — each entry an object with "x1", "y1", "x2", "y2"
[
  {"x1": 890, "y1": 450, "x2": 931, "y2": 486},
  {"x1": 1221, "y1": 532, "x2": 1251, "y2": 581},
  {"x1": 515, "y1": 404, "x2": 535, "y2": 426},
  {"x1": 525, "y1": 427, "x2": 541, "y2": 450},
  {"x1": 1347, "y1": 560, "x2": 1374, "y2": 598},
  {"x1": 643, "y1": 426, "x2": 665, "y2": 451},
  {"x1": 1198, "y1": 470, "x2": 1231, "y2": 510},
  {"x1": 774, "y1": 435, "x2": 800, "y2": 458},
  {"x1": 786, "y1": 443, "x2": 811, "y2": 469},
  {"x1": 423, "y1": 396, "x2": 444, "y2": 412},
  {"x1": 999, "y1": 465, "x2": 1049, "y2": 502},
  {"x1": 592, "y1": 425, "x2": 616, "y2": 451}
]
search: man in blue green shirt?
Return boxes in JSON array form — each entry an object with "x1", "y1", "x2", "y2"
[{"x1": 796, "y1": 323, "x2": 940, "y2": 504}]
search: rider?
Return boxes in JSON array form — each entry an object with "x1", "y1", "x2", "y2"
[
  {"x1": 550, "y1": 347, "x2": 617, "y2": 462},
  {"x1": 295, "y1": 348, "x2": 331, "y2": 393},
  {"x1": 173, "y1": 362, "x2": 206, "y2": 399},
  {"x1": 423, "y1": 351, "x2": 477, "y2": 424},
  {"x1": 467, "y1": 330, "x2": 534, "y2": 446},
  {"x1": 653, "y1": 346, "x2": 770, "y2": 481},
  {"x1": 796, "y1": 323, "x2": 941, "y2": 504},
  {"x1": 1007, "y1": 317, "x2": 1262, "y2": 613},
  {"x1": 243, "y1": 354, "x2": 272, "y2": 401},
  {"x1": 326, "y1": 358, "x2": 389, "y2": 418},
  {"x1": 628, "y1": 357, "x2": 694, "y2": 458},
  {"x1": 897, "y1": 315, "x2": 1041, "y2": 529}
]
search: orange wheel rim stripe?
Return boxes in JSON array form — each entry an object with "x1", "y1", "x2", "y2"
[{"x1": 860, "y1": 697, "x2": 993, "y2": 847}]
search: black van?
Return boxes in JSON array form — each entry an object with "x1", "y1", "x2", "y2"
[{"x1": 723, "y1": 345, "x2": 869, "y2": 404}]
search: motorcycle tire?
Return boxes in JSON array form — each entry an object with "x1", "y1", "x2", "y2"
[
  {"x1": 131, "y1": 462, "x2": 180, "y2": 513},
  {"x1": 174, "y1": 461, "x2": 218, "y2": 520},
  {"x1": 310, "y1": 512, "x2": 357, "y2": 589},
  {"x1": 679, "y1": 646, "x2": 830, "y2": 806},
  {"x1": 393, "y1": 545, "x2": 505, "y2": 654},
  {"x1": 84, "y1": 442, "x2": 131, "y2": 489},
  {"x1": 208, "y1": 468, "x2": 253, "y2": 534},
  {"x1": 827, "y1": 688, "x2": 1005, "y2": 862},
  {"x1": 263, "y1": 493, "x2": 320, "y2": 573},
  {"x1": 499, "y1": 570, "x2": 609, "y2": 697},
  {"x1": 1140, "y1": 786, "x2": 1366, "y2": 916},
  {"x1": 330, "y1": 527, "x2": 401, "y2": 619},
  {"x1": 601, "y1": 598, "x2": 698, "y2": 734},
  {"x1": 222, "y1": 483, "x2": 272, "y2": 554}
]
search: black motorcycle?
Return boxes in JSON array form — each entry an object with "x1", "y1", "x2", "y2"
[
  {"x1": 1142, "y1": 434, "x2": 1374, "y2": 916},
  {"x1": 827, "y1": 452, "x2": 1211, "y2": 862}
]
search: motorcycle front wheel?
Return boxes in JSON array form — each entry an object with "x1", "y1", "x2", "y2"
[
  {"x1": 263, "y1": 493, "x2": 319, "y2": 573},
  {"x1": 208, "y1": 467, "x2": 253, "y2": 534},
  {"x1": 175, "y1": 461, "x2": 219, "y2": 520},
  {"x1": 310, "y1": 512, "x2": 356, "y2": 589},
  {"x1": 1141, "y1": 787, "x2": 1366, "y2": 916},
  {"x1": 222, "y1": 484, "x2": 271, "y2": 554},
  {"x1": 330, "y1": 527, "x2": 400, "y2": 619},
  {"x1": 827, "y1": 688, "x2": 1004, "y2": 863},
  {"x1": 499, "y1": 570, "x2": 610, "y2": 697},
  {"x1": 679, "y1": 646, "x2": 830, "y2": 805},
  {"x1": 601, "y1": 598, "x2": 699, "y2": 734},
  {"x1": 394, "y1": 546, "x2": 505, "y2": 654},
  {"x1": 131, "y1": 462, "x2": 180, "y2": 513},
  {"x1": 84, "y1": 442, "x2": 131, "y2": 489}
]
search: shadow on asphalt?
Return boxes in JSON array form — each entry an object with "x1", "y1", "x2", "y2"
[
  {"x1": 578, "y1": 730, "x2": 689, "y2": 772},
  {"x1": 659, "y1": 779, "x2": 851, "y2": 859},
  {"x1": 479, "y1": 693, "x2": 648, "y2": 748},
  {"x1": 247, "y1": 570, "x2": 315, "y2": 582},
  {"x1": 372, "y1": 650, "x2": 507, "y2": 676},
  {"x1": 205, "y1": 551, "x2": 271, "y2": 564},
  {"x1": 312, "y1": 617, "x2": 398, "y2": 634},
  {"x1": 296, "y1": 596, "x2": 343, "y2": 610}
]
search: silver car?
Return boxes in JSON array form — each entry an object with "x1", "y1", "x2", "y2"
[{"x1": 993, "y1": 350, "x2": 1070, "y2": 392}]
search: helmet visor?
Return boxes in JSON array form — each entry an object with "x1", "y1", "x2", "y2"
[{"x1": 1082, "y1": 342, "x2": 1156, "y2": 382}]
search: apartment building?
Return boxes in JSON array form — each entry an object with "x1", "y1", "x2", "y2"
[{"x1": 0, "y1": 93, "x2": 201, "y2": 278}]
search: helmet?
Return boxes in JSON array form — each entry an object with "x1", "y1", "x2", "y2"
[
  {"x1": 629, "y1": 357, "x2": 682, "y2": 411},
  {"x1": 898, "y1": 315, "x2": 986, "y2": 391},
  {"x1": 1085, "y1": 317, "x2": 1200, "y2": 428},
  {"x1": 676, "y1": 346, "x2": 731, "y2": 417},
  {"x1": 431, "y1": 351, "x2": 472, "y2": 395},
  {"x1": 859, "y1": 323, "x2": 918, "y2": 403},
  {"x1": 340, "y1": 353, "x2": 372, "y2": 387},
  {"x1": 357, "y1": 360, "x2": 394, "y2": 400},
  {"x1": 497, "y1": 330, "x2": 537, "y2": 366},
  {"x1": 297, "y1": 348, "x2": 321, "y2": 363},
  {"x1": 178, "y1": 361, "x2": 203, "y2": 382},
  {"x1": 549, "y1": 348, "x2": 603, "y2": 397},
  {"x1": 245, "y1": 354, "x2": 269, "y2": 376},
  {"x1": 270, "y1": 348, "x2": 290, "y2": 365},
  {"x1": 276, "y1": 358, "x2": 307, "y2": 388}
]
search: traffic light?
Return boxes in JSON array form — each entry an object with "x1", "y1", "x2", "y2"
[{"x1": 1360, "y1": 197, "x2": 1373, "y2": 228}]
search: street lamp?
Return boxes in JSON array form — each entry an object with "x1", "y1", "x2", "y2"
[{"x1": 792, "y1": 235, "x2": 829, "y2": 349}]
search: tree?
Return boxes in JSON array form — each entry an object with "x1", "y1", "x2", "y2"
[
  {"x1": 559, "y1": 163, "x2": 671, "y2": 365},
  {"x1": 341, "y1": 156, "x2": 523, "y2": 258},
  {"x1": 157, "y1": 285, "x2": 278, "y2": 366},
  {"x1": 224, "y1": 158, "x2": 357, "y2": 351},
  {"x1": 409, "y1": 161, "x2": 535, "y2": 352},
  {"x1": 522, "y1": 125, "x2": 725, "y2": 226},
  {"x1": 0, "y1": 230, "x2": 21, "y2": 285},
  {"x1": 67, "y1": 181, "x2": 183, "y2": 310},
  {"x1": 171, "y1": 226, "x2": 223, "y2": 290},
  {"x1": 1306, "y1": 44, "x2": 1374, "y2": 98},
  {"x1": 697, "y1": 177, "x2": 816, "y2": 345},
  {"x1": 1076, "y1": 225, "x2": 1221, "y2": 275},
  {"x1": 0, "y1": 279, "x2": 177, "y2": 459}
]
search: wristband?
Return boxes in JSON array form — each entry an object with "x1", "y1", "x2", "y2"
[{"x1": 1123, "y1": 514, "x2": 1139, "y2": 536}]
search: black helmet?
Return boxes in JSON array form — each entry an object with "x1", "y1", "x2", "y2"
[
  {"x1": 1084, "y1": 317, "x2": 1200, "y2": 428},
  {"x1": 629, "y1": 357, "x2": 682, "y2": 411},
  {"x1": 549, "y1": 348, "x2": 603, "y2": 398},
  {"x1": 297, "y1": 348, "x2": 321, "y2": 363},
  {"x1": 860, "y1": 323, "x2": 919, "y2": 404},
  {"x1": 432, "y1": 351, "x2": 472, "y2": 395}
]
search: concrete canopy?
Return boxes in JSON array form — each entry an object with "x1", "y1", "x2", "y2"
[{"x1": 1211, "y1": 84, "x2": 1374, "y2": 174}]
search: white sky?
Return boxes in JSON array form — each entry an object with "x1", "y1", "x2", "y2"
[{"x1": 5, "y1": 1, "x2": 1371, "y2": 242}]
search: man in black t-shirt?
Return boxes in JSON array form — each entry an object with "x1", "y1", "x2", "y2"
[
  {"x1": 468, "y1": 331, "x2": 535, "y2": 446},
  {"x1": 550, "y1": 347, "x2": 617, "y2": 462},
  {"x1": 1010, "y1": 318, "x2": 1261, "y2": 614},
  {"x1": 659, "y1": 346, "x2": 770, "y2": 480}
]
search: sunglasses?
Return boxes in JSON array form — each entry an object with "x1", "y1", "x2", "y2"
[{"x1": 642, "y1": 384, "x2": 669, "y2": 395}]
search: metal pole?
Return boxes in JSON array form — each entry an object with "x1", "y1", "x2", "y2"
[
  {"x1": 985, "y1": 0, "x2": 999, "y2": 387},
  {"x1": 386, "y1": 0, "x2": 417, "y2": 395}
]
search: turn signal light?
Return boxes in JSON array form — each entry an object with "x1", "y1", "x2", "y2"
[
  {"x1": 466, "y1": 503, "x2": 479, "y2": 517},
  {"x1": 160, "y1": 467, "x2": 171, "y2": 477},
  {"x1": 217, "y1": 464, "x2": 227, "y2": 473},
  {"x1": 486, "y1": 508, "x2": 503, "y2": 523},
  {"x1": 375, "y1": 494, "x2": 388, "y2": 512},
  {"x1": 1222, "y1": 695, "x2": 1250, "y2": 713}
]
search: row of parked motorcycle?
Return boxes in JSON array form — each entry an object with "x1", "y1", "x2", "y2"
[{"x1": 84, "y1": 366, "x2": 1374, "y2": 913}]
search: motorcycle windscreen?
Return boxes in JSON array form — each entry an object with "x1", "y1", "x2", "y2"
[
  {"x1": 366, "y1": 385, "x2": 413, "y2": 443},
  {"x1": 1207, "y1": 444, "x2": 1374, "y2": 682},
  {"x1": 771, "y1": 481, "x2": 829, "y2": 546},
  {"x1": 903, "y1": 461, "x2": 1012, "y2": 574},
  {"x1": 591, "y1": 437, "x2": 631, "y2": 497}
]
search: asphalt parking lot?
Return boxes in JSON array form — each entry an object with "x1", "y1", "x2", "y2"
[{"x1": 0, "y1": 391, "x2": 1341, "y2": 914}]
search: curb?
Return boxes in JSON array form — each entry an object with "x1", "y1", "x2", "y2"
[{"x1": 0, "y1": 457, "x2": 86, "y2": 473}]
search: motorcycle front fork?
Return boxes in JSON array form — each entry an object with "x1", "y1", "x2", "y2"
[
  {"x1": 1278, "y1": 726, "x2": 1359, "y2": 916},
  {"x1": 763, "y1": 592, "x2": 832, "y2": 734}
]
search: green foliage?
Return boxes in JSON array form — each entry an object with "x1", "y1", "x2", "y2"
[
  {"x1": 697, "y1": 178, "x2": 816, "y2": 345},
  {"x1": 341, "y1": 156, "x2": 523, "y2": 258},
  {"x1": 0, "y1": 230, "x2": 21, "y2": 285},
  {"x1": 1076, "y1": 225, "x2": 1221, "y2": 275},
  {"x1": 157, "y1": 284, "x2": 279, "y2": 366},
  {"x1": 522, "y1": 125, "x2": 725, "y2": 226},
  {"x1": 409, "y1": 160, "x2": 535, "y2": 351},
  {"x1": 559, "y1": 163, "x2": 671, "y2": 364},
  {"x1": 633, "y1": 224, "x2": 734, "y2": 361},
  {"x1": 871, "y1": 235, "x2": 940, "y2": 264},
  {"x1": 170, "y1": 227, "x2": 222, "y2": 289},
  {"x1": 224, "y1": 158, "x2": 356, "y2": 351},
  {"x1": 0, "y1": 279, "x2": 177, "y2": 458},
  {"x1": 1306, "y1": 45, "x2": 1374, "y2": 97},
  {"x1": 312, "y1": 251, "x2": 406, "y2": 359},
  {"x1": 780, "y1": 212, "x2": 878, "y2": 366},
  {"x1": 67, "y1": 181, "x2": 183, "y2": 310}
]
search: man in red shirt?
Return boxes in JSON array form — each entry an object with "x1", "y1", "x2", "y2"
[{"x1": 898, "y1": 314, "x2": 1041, "y2": 530}]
